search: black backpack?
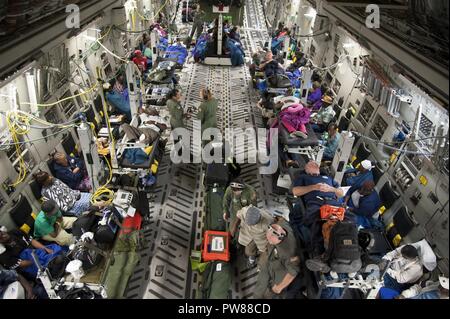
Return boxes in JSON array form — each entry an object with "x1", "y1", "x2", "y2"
[{"x1": 328, "y1": 222, "x2": 361, "y2": 262}]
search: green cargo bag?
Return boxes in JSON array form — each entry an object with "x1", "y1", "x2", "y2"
[
  {"x1": 205, "y1": 186, "x2": 226, "y2": 231},
  {"x1": 201, "y1": 261, "x2": 231, "y2": 299}
]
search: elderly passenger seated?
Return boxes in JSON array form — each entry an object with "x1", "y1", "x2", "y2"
[
  {"x1": 259, "y1": 51, "x2": 285, "y2": 84},
  {"x1": 292, "y1": 161, "x2": 344, "y2": 255},
  {"x1": 307, "y1": 81, "x2": 323, "y2": 111},
  {"x1": 104, "y1": 82, "x2": 131, "y2": 122},
  {"x1": 344, "y1": 159, "x2": 374, "y2": 189},
  {"x1": 377, "y1": 245, "x2": 424, "y2": 299},
  {"x1": 33, "y1": 200, "x2": 77, "y2": 247},
  {"x1": 52, "y1": 152, "x2": 91, "y2": 192},
  {"x1": 321, "y1": 123, "x2": 341, "y2": 162},
  {"x1": 33, "y1": 171, "x2": 92, "y2": 216},
  {"x1": 344, "y1": 180, "x2": 381, "y2": 229},
  {"x1": 310, "y1": 95, "x2": 335, "y2": 134},
  {"x1": 0, "y1": 224, "x2": 66, "y2": 279}
]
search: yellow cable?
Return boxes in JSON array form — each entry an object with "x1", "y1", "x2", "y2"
[
  {"x1": 88, "y1": 120, "x2": 114, "y2": 205},
  {"x1": 6, "y1": 112, "x2": 28, "y2": 187},
  {"x1": 135, "y1": 0, "x2": 170, "y2": 22},
  {"x1": 20, "y1": 84, "x2": 98, "y2": 107},
  {"x1": 96, "y1": 40, "x2": 129, "y2": 63}
]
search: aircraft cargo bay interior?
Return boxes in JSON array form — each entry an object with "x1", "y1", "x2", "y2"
[{"x1": 0, "y1": 0, "x2": 448, "y2": 301}]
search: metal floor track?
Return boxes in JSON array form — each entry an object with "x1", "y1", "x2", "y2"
[{"x1": 125, "y1": 0, "x2": 285, "y2": 299}]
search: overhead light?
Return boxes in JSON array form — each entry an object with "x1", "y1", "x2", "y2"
[
  {"x1": 304, "y1": 8, "x2": 316, "y2": 19},
  {"x1": 83, "y1": 35, "x2": 97, "y2": 41},
  {"x1": 343, "y1": 42, "x2": 356, "y2": 48}
]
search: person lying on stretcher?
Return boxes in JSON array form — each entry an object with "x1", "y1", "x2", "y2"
[{"x1": 120, "y1": 107, "x2": 168, "y2": 145}]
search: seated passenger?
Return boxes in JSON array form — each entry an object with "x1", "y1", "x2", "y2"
[
  {"x1": 104, "y1": 83, "x2": 132, "y2": 121},
  {"x1": 344, "y1": 159, "x2": 374, "y2": 189},
  {"x1": 228, "y1": 26, "x2": 241, "y2": 44},
  {"x1": 378, "y1": 245, "x2": 423, "y2": 298},
  {"x1": 0, "y1": 225, "x2": 65, "y2": 279},
  {"x1": 33, "y1": 200, "x2": 77, "y2": 247},
  {"x1": 132, "y1": 49, "x2": 148, "y2": 73},
  {"x1": 259, "y1": 51, "x2": 284, "y2": 79},
  {"x1": 52, "y1": 152, "x2": 91, "y2": 192},
  {"x1": 310, "y1": 95, "x2": 335, "y2": 133},
  {"x1": 230, "y1": 205, "x2": 274, "y2": 268},
  {"x1": 345, "y1": 181, "x2": 381, "y2": 229},
  {"x1": 307, "y1": 81, "x2": 323, "y2": 111},
  {"x1": 397, "y1": 276, "x2": 449, "y2": 299},
  {"x1": 33, "y1": 171, "x2": 92, "y2": 216},
  {"x1": 321, "y1": 123, "x2": 341, "y2": 161},
  {"x1": 0, "y1": 268, "x2": 48, "y2": 299},
  {"x1": 253, "y1": 222, "x2": 302, "y2": 299},
  {"x1": 113, "y1": 74, "x2": 126, "y2": 95}
]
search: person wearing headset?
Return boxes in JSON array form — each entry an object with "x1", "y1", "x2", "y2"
[
  {"x1": 223, "y1": 178, "x2": 257, "y2": 247},
  {"x1": 253, "y1": 222, "x2": 302, "y2": 299},
  {"x1": 197, "y1": 88, "x2": 218, "y2": 143}
]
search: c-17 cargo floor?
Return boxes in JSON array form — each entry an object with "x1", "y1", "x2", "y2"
[{"x1": 124, "y1": 0, "x2": 285, "y2": 299}]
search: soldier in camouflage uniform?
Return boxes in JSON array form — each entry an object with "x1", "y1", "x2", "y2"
[{"x1": 223, "y1": 178, "x2": 257, "y2": 249}]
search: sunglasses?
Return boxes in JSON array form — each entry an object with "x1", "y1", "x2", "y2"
[{"x1": 268, "y1": 225, "x2": 285, "y2": 239}]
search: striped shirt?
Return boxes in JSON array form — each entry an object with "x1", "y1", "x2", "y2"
[{"x1": 236, "y1": 206, "x2": 273, "y2": 252}]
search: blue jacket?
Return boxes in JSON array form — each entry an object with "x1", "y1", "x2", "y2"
[
  {"x1": 53, "y1": 156, "x2": 84, "y2": 190},
  {"x1": 348, "y1": 189, "x2": 381, "y2": 218},
  {"x1": 323, "y1": 132, "x2": 341, "y2": 160},
  {"x1": 106, "y1": 91, "x2": 131, "y2": 120},
  {"x1": 346, "y1": 170, "x2": 374, "y2": 194}
]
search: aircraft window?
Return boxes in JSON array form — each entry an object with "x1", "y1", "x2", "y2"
[
  {"x1": 59, "y1": 90, "x2": 77, "y2": 120},
  {"x1": 357, "y1": 100, "x2": 375, "y2": 125},
  {"x1": 0, "y1": 192, "x2": 6, "y2": 210},
  {"x1": 418, "y1": 114, "x2": 434, "y2": 138},
  {"x1": 44, "y1": 110, "x2": 61, "y2": 133},
  {"x1": 333, "y1": 54, "x2": 339, "y2": 64},
  {"x1": 371, "y1": 114, "x2": 388, "y2": 140},
  {"x1": 73, "y1": 90, "x2": 84, "y2": 109},
  {"x1": 332, "y1": 78, "x2": 341, "y2": 95},
  {"x1": 334, "y1": 34, "x2": 340, "y2": 50},
  {"x1": 310, "y1": 44, "x2": 316, "y2": 59},
  {"x1": 325, "y1": 71, "x2": 333, "y2": 85},
  {"x1": 337, "y1": 97, "x2": 344, "y2": 107}
]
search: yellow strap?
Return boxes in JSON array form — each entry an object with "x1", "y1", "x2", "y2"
[
  {"x1": 20, "y1": 224, "x2": 31, "y2": 234},
  {"x1": 386, "y1": 222, "x2": 394, "y2": 232},
  {"x1": 393, "y1": 234, "x2": 402, "y2": 247},
  {"x1": 379, "y1": 206, "x2": 386, "y2": 215}
]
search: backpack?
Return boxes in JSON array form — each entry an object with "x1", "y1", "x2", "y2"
[{"x1": 327, "y1": 221, "x2": 362, "y2": 273}]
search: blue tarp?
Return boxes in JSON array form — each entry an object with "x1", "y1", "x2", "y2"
[
  {"x1": 227, "y1": 38, "x2": 245, "y2": 66},
  {"x1": 164, "y1": 44, "x2": 188, "y2": 65},
  {"x1": 123, "y1": 148, "x2": 149, "y2": 165}
]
